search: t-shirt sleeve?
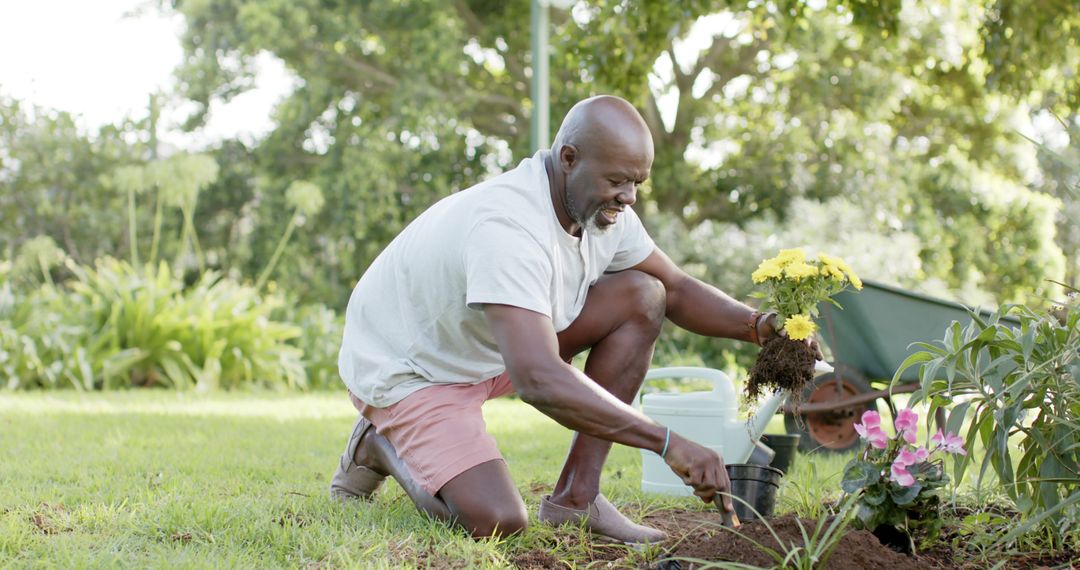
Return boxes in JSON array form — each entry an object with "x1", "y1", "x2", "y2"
[
  {"x1": 463, "y1": 216, "x2": 553, "y2": 316},
  {"x1": 606, "y1": 206, "x2": 656, "y2": 271}
]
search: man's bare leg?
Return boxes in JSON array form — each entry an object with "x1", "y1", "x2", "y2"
[
  {"x1": 548, "y1": 270, "x2": 666, "y2": 509},
  {"x1": 348, "y1": 418, "x2": 526, "y2": 538},
  {"x1": 425, "y1": 270, "x2": 661, "y2": 538},
  {"x1": 436, "y1": 460, "x2": 528, "y2": 538}
]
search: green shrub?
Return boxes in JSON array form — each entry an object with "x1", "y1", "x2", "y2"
[
  {"x1": 896, "y1": 294, "x2": 1080, "y2": 540},
  {"x1": 0, "y1": 278, "x2": 91, "y2": 390},
  {"x1": 1, "y1": 257, "x2": 328, "y2": 391},
  {"x1": 270, "y1": 299, "x2": 343, "y2": 391}
]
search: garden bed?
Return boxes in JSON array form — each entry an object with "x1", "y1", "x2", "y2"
[{"x1": 512, "y1": 508, "x2": 1078, "y2": 569}]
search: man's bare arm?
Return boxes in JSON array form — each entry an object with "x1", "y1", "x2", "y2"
[
  {"x1": 483, "y1": 303, "x2": 666, "y2": 448},
  {"x1": 632, "y1": 248, "x2": 775, "y2": 342},
  {"x1": 482, "y1": 302, "x2": 731, "y2": 506}
]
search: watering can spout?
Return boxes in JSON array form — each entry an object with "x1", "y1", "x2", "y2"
[
  {"x1": 745, "y1": 360, "x2": 834, "y2": 443},
  {"x1": 747, "y1": 390, "x2": 788, "y2": 442}
]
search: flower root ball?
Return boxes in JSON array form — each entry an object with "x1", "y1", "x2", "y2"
[{"x1": 746, "y1": 337, "x2": 817, "y2": 402}]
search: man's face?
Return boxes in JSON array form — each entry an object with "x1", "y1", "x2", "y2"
[{"x1": 562, "y1": 142, "x2": 652, "y2": 236}]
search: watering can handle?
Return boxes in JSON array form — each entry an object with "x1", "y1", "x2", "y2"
[{"x1": 635, "y1": 367, "x2": 730, "y2": 408}]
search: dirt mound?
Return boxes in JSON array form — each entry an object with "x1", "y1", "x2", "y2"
[
  {"x1": 644, "y1": 510, "x2": 945, "y2": 570},
  {"x1": 511, "y1": 507, "x2": 1077, "y2": 568}
]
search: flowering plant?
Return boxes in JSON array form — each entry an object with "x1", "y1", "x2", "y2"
[
  {"x1": 840, "y1": 409, "x2": 966, "y2": 550},
  {"x1": 745, "y1": 248, "x2": 861, "y2": 400},
  {"x1": 750, "y1": 248, "x2": 862, "y2": 341}
]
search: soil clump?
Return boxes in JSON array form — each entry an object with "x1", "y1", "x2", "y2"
[{"x1": 746, "y1": 336, "x2": 817, "y2": 402}]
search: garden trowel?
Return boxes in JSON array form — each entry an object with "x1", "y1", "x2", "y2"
[{"x1": 717, "y1": 501, "x2": 741, "y2": 529}]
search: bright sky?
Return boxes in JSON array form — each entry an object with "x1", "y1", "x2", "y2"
[{"x1": 0, "y1": 0, "x2": 295, "y2": 150}]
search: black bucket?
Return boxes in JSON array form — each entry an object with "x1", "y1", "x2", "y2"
[
  {"x1": 725, "y1": 464, "x2": 783, "y2": 521},
  {"x1": 760, "y1": 433, "x2": 801, "y2": 474}
]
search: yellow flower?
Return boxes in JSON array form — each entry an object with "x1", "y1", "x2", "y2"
[
  {"x1": 817, "y1": 252, "x2": 840, "y2": 266},
  {"x1": 836, "y1": 260, "x2": 862, "y2": 290},
  {"x1": 784, "y1": 314, "x2": 816, "y2": 341},
  {"x1": 752, "y1": 259, "x2": 783, "y2": 283},
  {"x1": 847, "y1": 271, "x2": 863, "y2": 290},
  {"x1": 774, "y1": 248, "x2": 807, "y2": 267},
  {"x1": 784, "y1": 261, "x2": 819, "y2": 281},
  {"x1": 821, "y1": 264, "x2": 845, "y2": 281},
  {"x1": 818, "y1": 253, "x2": 862, "y2": 289}
]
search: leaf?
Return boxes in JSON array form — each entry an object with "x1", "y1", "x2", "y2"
[
  {"x1": 947, "y1": 401, "x2": 972, "y2": 436},
  {"x1": 1020, "y1": 327, "x2": 1036, "y2": 362},
  {"x1": 890, "y1": 482, "x2": 922, "y2": 505},
  {"x1": 841, "y1": 461, "x2": 880, "y2": 493},
  {"x1": 993, "y1": 492, "x2": 1080, "y2": 549},
  {"x1": 921, "y1": 356, "x2": 945, "y2": 388},
  {"x1": 856, "y1": 502, "x2": 877, "y2": 527},
  {"x1": 863, "y1": 485, "x2": 887, "y2": 506},
  {"x1": 966, "y1": 307, "x2": 988, "y2": 329}
]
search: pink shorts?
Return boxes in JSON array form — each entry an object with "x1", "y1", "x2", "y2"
[{"x1": 349, "y1": 372, "x2": 516, "y2": 496}]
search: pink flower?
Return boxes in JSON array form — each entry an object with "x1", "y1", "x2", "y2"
[
  {"x1": 890, "y1": 461, "x2": 915, "y2": 487},
  {"x1": 913, "y1": 447, "x2": 930, "y2": 462},
  {"x1": 867, "y1": 430, "x2": 888, "y2": 449},
  {"x1": 931, "y1": 429, "x2": 967, "y2": 455},
  {"x1": 895, "y1": 448, "x2": 920, "y2": 467},
  {"x1": 895, "y1": 409, "x2": 919, "y2": 444},
  {"x1": 854, "y1": 411, "x2": 888, "y2": 449}
]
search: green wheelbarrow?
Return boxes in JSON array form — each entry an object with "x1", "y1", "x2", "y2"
[{"x1": 781, "y1": 279, "x2": 1019, "y2": 453}]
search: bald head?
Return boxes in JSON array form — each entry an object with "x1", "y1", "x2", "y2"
[
  {"x1": 546, "y1": 96, "x2": 654, "y2": 237},
  {"x1": 551, "y1": 95, "x2": 654, "y2": 162}
]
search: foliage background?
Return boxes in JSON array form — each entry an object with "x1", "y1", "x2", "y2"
[{"x1": 0, "y1": 0, "x2": 1077, "y2": 390}]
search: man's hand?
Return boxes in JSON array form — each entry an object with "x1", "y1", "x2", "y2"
[
  {"x1": 662, "y1": 432, "x2": 734, "y2": 513},
  {"x1": 761, "y1": 313, "x2": 824, "y2": 360}
]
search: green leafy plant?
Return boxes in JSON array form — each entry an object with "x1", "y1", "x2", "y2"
[
  {"x1": 65, "y1": 258, "x2": 307, "y2": 390},
  {"x1": 0, "y1": 276, "x2": 89, "y2": 390},
  {"x1": 895, "y1": 293, "x2": 1080, "y2": 543},
  {"x1": 270, "y1": 299, "x2": 343, "y2": 390},
  {"x1": 840, "y1": 409, "x2": 963, "y2": 552},
  {"x1": 1, "y1": 256, "x2": 320, "y2": 391}
]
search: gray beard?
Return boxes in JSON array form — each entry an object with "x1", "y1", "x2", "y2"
[
  {"x1": 563, "y1": 191, "x2": 613, "y2": 236},
  {"x1": 583, "y1": 215, "x2": 612, "y2": 236}
]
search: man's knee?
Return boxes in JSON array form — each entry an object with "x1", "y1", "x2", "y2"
[
  {"x1": 616, "y1": 270, "x2": 666, "y2": 329},
  {"x1": 457, "y1": 502, "x2": 529, "y2": 539}
]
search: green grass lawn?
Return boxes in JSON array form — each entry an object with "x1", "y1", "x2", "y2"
[{"x1": 0, "y1": 392, "x2": 850, "y2": 569}]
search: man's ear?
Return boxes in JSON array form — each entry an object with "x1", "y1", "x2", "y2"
[{"x1": 558, "y1": 144, "x2": 578, "y2": 170}]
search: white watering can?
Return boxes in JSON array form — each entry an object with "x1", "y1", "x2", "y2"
[{"x1": 638, "y1": 361, "x2": 833, "y2": 496}]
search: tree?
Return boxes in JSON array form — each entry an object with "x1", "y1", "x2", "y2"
[
  {"x1": 161, "y1": 0, "x2": 1079, "y2": 303},
  {"x1": 0, "y1": 98, "x2": 143, "y2": 264}
]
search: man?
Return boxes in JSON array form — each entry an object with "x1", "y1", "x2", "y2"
[{"x1": 329, "y1": 95, "x2": 783, "y2": 544}]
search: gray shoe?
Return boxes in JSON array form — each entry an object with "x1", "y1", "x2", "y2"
[
  {"x1": 328, "y1": 416, "x2": 387, "y2": 501},
  {"x1": 538, "y1": 494, "x2": 666, "y2": 545}
]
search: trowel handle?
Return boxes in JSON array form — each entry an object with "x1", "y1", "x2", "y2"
[{"x1": 718, "y1": 504, "x2": 741, "y2": 529}]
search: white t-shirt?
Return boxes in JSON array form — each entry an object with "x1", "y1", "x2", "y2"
[{"x1": 338, "y1": 151, "x2": 656, "y2": 407}]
